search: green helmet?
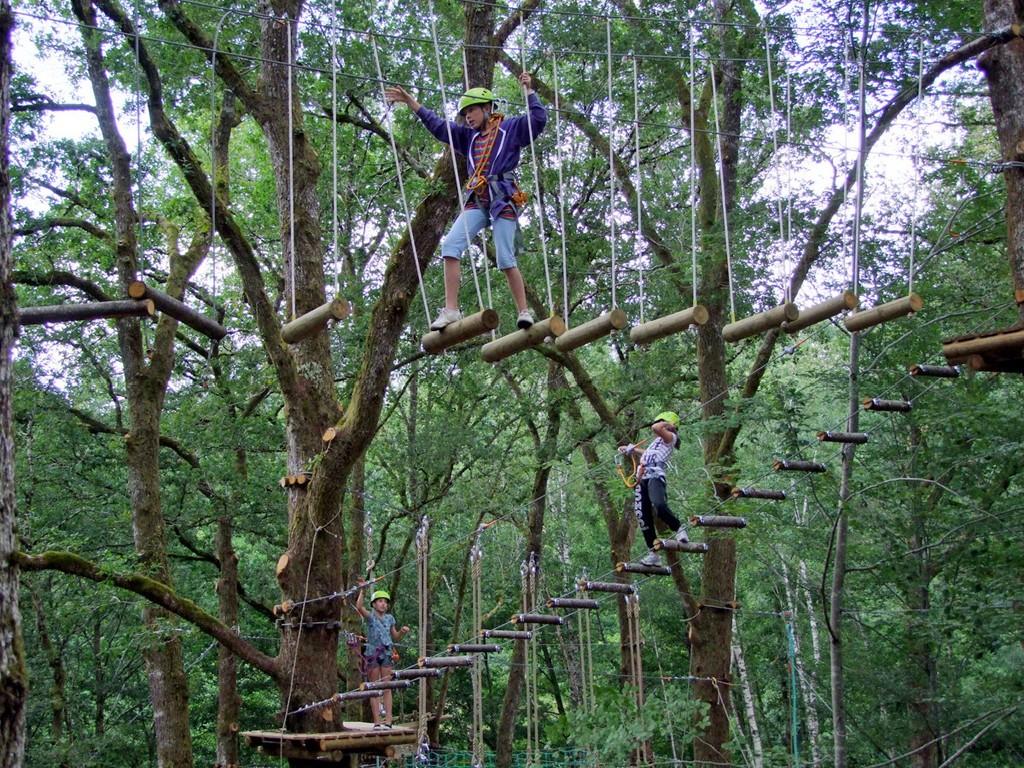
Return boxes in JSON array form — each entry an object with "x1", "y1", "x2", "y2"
[
  {"x1": 371, "y1": 589, "x2": 391, "y2": 603},
  {"x1": 458, "y1": 87, "x2": 495, "y2": 115},
  {"x1": 653, "y1": 411, "x2": 680, "y2": 428}
]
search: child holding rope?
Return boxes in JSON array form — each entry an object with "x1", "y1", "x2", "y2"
[
  {"x1": 355, "y1": 583, "x2": 410, "y2": 728},
  {"x1": 384, "y1": 72, "x2": 547, "y2": 332},
  {"x1": 619, "y1": 411, "x2": 689, "y2": 565}
]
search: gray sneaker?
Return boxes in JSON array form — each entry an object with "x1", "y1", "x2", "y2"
[
  {"x1": 517, "y1": 310, "x2": 534, "y2": 330},
  {"x1": 673, "y1": 527, "x2": 689, "y2": 543},
  {"x1": 640, "y1": 551, "x2": 661, "y2": 566},
  {"x1": 430, "y1": 307, "x2": 463, "y2": 331}
]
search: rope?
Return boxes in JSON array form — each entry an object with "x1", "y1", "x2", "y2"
[
  {"x1": 428, "y1": 5, "x2": 486, "y2": 312},
  {"x1": 552, "y1": 51, "x2": 569, "y2": 327},
  {"x1": 577, "y1": 581, "x2": 596, "y2": 713},
  {"x1": 369, "y1": 34, "x2": 432, "y2": 324},
  {"x1": 520, "y1": 13, "x2": 555, "y2": 313},
  {"x1": 626, "y1": 592, "x2": 645, "y2": 764},
  {"x1": 763, "y1": 20, "x2": 789, "y2": 303},
  {"x1": 650, "y1": 629, "x2": 680, "y2": 766},
  {"x1": 330, "y1": 1, "x2": 341, "y2": 294},
  {"x1": 606, "y1": 14, "x2": 618, "y2": 308},
  {"x1": 851, "y1": 19, "x2": 868, "y2": 294},
  {"x1": 909, "y1": 37, "x2": 924, "y2": 296},
  {"x1": 470, "y1": 530, "x2": 484, "y2": 768},
  {"x1": 688, "y1": 21, "x2": 699, "y2": 308},
  {"x1": 708, "y1": 60, "x2": 736, "y2": 323},
  {"x1": 639, "y1": 268, "x2": 645, "y2": 324},
  {"x1": 632, "y1": 54, "x2": 643, "y2": 268},
  {"x1": 415, "y1": 516, "x2": 430, "y2": 763},
  {"x1": 209, "y1": 10, "x2": 232, "y2": 328},
  {"x1": 285, "y1": 14, "x2": 296, "y2": 321}
]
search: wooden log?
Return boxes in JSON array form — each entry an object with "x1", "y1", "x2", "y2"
[
  {"x1": 19, "y1": 299, "x2": 156, "y2": 326},
  {"x1": 843, "y1": 293, "x2": 923, "y2": 333},
  {"x1": 730, "y1": 487, "x2": 787, "y2": 500},
  {"x1": 361, "y1": 680, "x2": 413, "y2": 691},
  {"x1": 415, "y1": 655, "x2": 472, "y2": 671},
  {"x1": 653, "y1": 539, "x2": 709, "y2": 553},
  {"x1": 546, "y1": 597, "x2": 600, "y2": 610},
  {"x1": 392, "y1": 668, "x2": 444, "y2": 680},
  {"x1": 773, "y1": 459, "x2": 828, "y2": 473},
  {"x1": 690, "y1": 515, "x2": 748, "y2": 529},
  {"x1": 421, "y1": 309, "x2": 500, "y2": 354},
  {"x1": 511, "y1": 612, "x2": 564, "y2": 626},
  {"x1": 723, "y1": 302, "x2": 799, "y2": 342},
  {"x1": 482, "y1": 629, "x2": 533, "y2": 640},
  {"x1": 909, "y1": 364, "x2": 959, "y2": 378},
  {"x1": 447, "y1": 643, "x2": 502, "y2": 654},
  {"x1": 616, "y1": 561, "x2": 672, "y2": 576},
  {"x1": 480, "y1": 315, "x2": 566, "y2": 363},
  {"x1": 781, "y1": 291, "x2": 859, "y2": 333},
  {"x1": 319, "y1": 730, "x2": 418, "y2": 751},
  {"x1": 817, "y1": 430, "x2": 869, "y2": 444},
  {"x1": 629, "y1": 304, "x2": 709, "y2": 345},
  {"x1": 941, "y1": 326, "x2": 1024, "y2": 361},
  {"x1": 554, "y1": 308, "x2": 628, "y2": 352},
  {"x1": 1016, "y1": 287, "x2": 1024, "y2": 305},
  {"x1": 966, "y1": 354, "x2": 1024, "y2": 373},
  {"x1": 863, "y1": 398, "x2": 912, "y2": 413},
  {"x1": 128, "y1": 280, "x2": 227, "y2": 340},
  {"x1": 576, "y1": 580, "x2": 635, "y2": 594},
  {"x1": 334, "y1": 690, "x2": 383, "y2": 702},
  {"x1": 280, "y1": 298, "x2": 351, "y2": 344}
]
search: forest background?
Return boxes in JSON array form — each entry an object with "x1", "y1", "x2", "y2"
[{"x1": 0, "y1": 0, "x2": 1022, "y2": 767}]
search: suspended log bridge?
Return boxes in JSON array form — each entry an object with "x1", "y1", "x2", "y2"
[
  {"x1": 690, "y1": 515, "x2": 748, "y2": 529},
  {"x1": 782, "y1": 291, "x2": 859, "y2": 333},
  {"x1": 421, "y1": 309, "x2": 500, "y2": 354},
  {"x1": 483, "y1": 629, "x2": 533, "y2": 640},
  {"x1": 19, "y1": 299, "x2": 155, "y2": 326},
  {"x1": 773, "y1": 459, "x2": 827, "y2": 473},
  {"x1": 843, "y1": 293, "x2": 923, "y2": 333},
  {"x1": 546, "y1": 597, "x2": 600, "y2": 610},
  {"x1": 281, "y1": 297, "x2": 351, "y2": 344},
  {"x1": 512, "y1": 612, "x2": 565, "y2": 626},
  {"x1": 616, "y1": 561, "x2": 672, "y2": 576},
  {"x1": 863, "y1": 398, "x2": 912, "y2": 412},
  {"x1": 418, "y1": 655, "x2": 474, "y2": 669},
  {"x1": 392, "y1": 668, "x2": 444, "y2": 680},
  {"x1": 128, "y1": 281, "x2": 227, "y2": 340},
  {"x1": 555, "y1": 308, "x2": 628, "y2": 352},
  {"x1": 576, "y1": 580, "x2": 635, "y2": 594},
  {"x1": 817, "y1": 431, "x2": 869, "y2": 444},
  {"x1": 361, "y1": 680, "x2": 413, "y2": 691},
  {"x1": 730, "y1": 487, "x2": 786, "y2": 500},
  {"x1": 942, "y1": 322, "x2": 1024, "y2": 373},
  {"x1": 481, "y1": 315, "x2": 566, "y2": 363},
  {"x1": 654, "y1": 539, "x2": 709, "y2": 553},
  {"x1": 629, "y1": 304, "x2": 709, "y2": 345},
  {"x1": 243, "y1": 722, "x2": 417, "y2": 763},
  {"x1": 447, "y1": 643, "x2": 501, "y2": 654},
  {"x1": 723, "y1": 302, "x2": 800, "y2": 342},
  {"x1": 909, "y1": 363, "x2": 959, "y2": 378}
]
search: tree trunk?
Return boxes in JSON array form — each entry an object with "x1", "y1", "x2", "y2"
[
  {"x1": 28, "y1": 584, "x2": 69, "y2": 766},
  {"x1": 216, "y1": 517, "x2": 241, "y2": 768},
  {"x1": 731, "y1": 616, "x2": 763, "y2": 768},
  {"x1": 979, "y1": 0, "x2": 1024, "y2": 317},
  {"x1": 0, "y1": 2, "x2": 27, "y2": 763},
  {"x1": 783, "y1": 560, "x2": 823, "y2": 767}
]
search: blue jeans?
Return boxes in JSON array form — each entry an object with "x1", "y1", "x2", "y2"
[{"x1": 440, "y1": 208, "x2": 519, "y2": 270}]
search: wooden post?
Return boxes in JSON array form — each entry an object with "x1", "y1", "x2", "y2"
[
  {"x1": 280, "y1": 298, "x2": 351, "y2": 344},
  {"x1": 545, "y1": 597, "x2": 600, "y2": 610},
  {"x1": 782, "y1": 291, "x2": 859, "y2": 333},
  {"x1": 420, "y1": 308, "x2": 500, "y2": 354},
  {"x1": 730, "y1": 487, "x2": 787, "y2": 500},
  {"x1": 480, "y1": 315, "x2": 566, "y2": 363},
  {"x1": 19, "y1": 299, "x2": 155, "y2": 326},
  {"x1": 653, "y1": 539, "x2": 709, "y2": 553},
  {"x1": 723, "y1": 302, "x2": 800, "y2": 342},
  {"x1": 690, "y1": 515, "x2": 748, "y2": 529},
  {"x1": 629, "y1": 304, "x2": 709, "y2": 345},
  {"x1": 773, "y1": 459, "x2": 827, "y2": 473},
  {"x1": 128, "y1": 281, "x2": 228, "y2": 340},
  {"x1": 554, "y1": 308, "x2": 628, "y2": 352},
  {"x1": 817, "y1": 431, "x2": 869, "y2": 444},
  {"x1": 862, "y1": 398, "x2": 912, "y2": 413},
  {"x1": 909, "y1": 364, "x2": 959, "y2": 378},
  {"x1": 843, "y1": 293, "x2": 923, "y2": 333}
]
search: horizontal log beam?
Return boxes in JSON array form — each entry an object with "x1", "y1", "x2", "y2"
[
  {"x1": 280, "y1": 298, "x2": 351, "y2": 344},
  {"x1": 482, "y1": 629, "x2": 533, "y2": 640},
  {"x1": 576, "y1": 580, "x2": 635, "y2": 594},
  {"x1": 690, "y1": 515, "x2": 748, "y2": 529},
  {"x1": 128, "y1": 281, "x2": 227, "y2": 340},
  {"x1": 782, "y1": 291, "x2": 859, "y2": 333},
  {"x1": 942, "y1": 326, "x2": 1024, "y2": 361},
  {"x1": 19, "y1": 299, "x2": 155, "y2": 325},
  {"x1": 421, "y1": 308, "x2": 500, "y2": 354},
  {"x1": 629, "y1": 304, "x2": 709, "y2": 345},
  {"x1": 511, "y1": 612, "x2": 564, "y2": 626},
  {"x1": 723, "y1": 302, "x2": 799, "y2": 342},
  {"x1": 616, "y1": 561, "x2": 672, "y2": 576},
  {"x1": 817, "y1": 431, "x2": 869, "y2": 444},
  {"x1": 863, "y1": 398, "x2": 912, "y2": 412},
  {"x1": 909, "y1": 364, "x2": 959, "y2": 378},
  {"x1": 773, "y1": 459, "x2": 828, "y2": 473},
  {"x1": 545, "y1": 597, "x2": 600, "y2": 610},
  {"x1": 554, "y1": 307, "x2": 628, "y2": 352},
  {"x1": 654, "y1": 539, "x2": 709, "y2": 553},
  {"x1": 844, "y1": 293, "x2": 922, "y2": 333},
  {"x1": 481, "y1": 314, "x2": 566, "y2": 363}
]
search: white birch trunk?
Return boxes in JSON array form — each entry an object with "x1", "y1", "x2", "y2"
[{"x1": 731, "y1": 616, "x2": 764, "y2": 768}]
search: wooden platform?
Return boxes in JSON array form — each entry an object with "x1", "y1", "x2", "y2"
[
  {"x1": 942, "y1": 322, "x2": 1024, "y2": 373},
  {"x1": 243, "y1": 722, "x2": 417, "y2": 763}
]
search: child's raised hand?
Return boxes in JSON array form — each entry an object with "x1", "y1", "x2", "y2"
[
  {"x1": 518, "y1": 72, "x2": 533, "y2": 91},
  {"x1": 384, "y1": 86, "x2": 413, "y2": 107},
  {"x1": 401, "y1": 625, "x2": 410, "y2": 635}
]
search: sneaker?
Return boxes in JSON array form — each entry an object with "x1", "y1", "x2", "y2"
[
  {"x1": 430, "y1": 307, "x2": 462, "y2": 331},
  {"x1": 516, "y1": 309, "x2": 534, "y2": 330},
  {"x1": 373, "y1": 722, "x2": 385, "y2": 730},
  {"x1": 673, "y1": 527, "x2": 689, "y2": 543},
  {"x1": 640, "y1": 551, "x2": 661, "y2": 566}
]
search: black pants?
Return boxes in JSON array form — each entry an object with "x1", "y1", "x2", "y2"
[{"x1": 635, "y1": 477, "x2": 682, "y2": 549}]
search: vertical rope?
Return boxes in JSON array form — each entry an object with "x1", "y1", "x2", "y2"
[
  {"x1": 638, "y1": 268, "x2": 645, "y2": 325},
  {"x1": 132, "y1": 0, "x2": 143, "y2": 276},
  {"x1": 370, "y1": 35, "x2": 432, "y2": 324},
  {"x1": 851, "y1": 16, "x2": 869, "y2": 294},
  {"x1": 552, "y1": 52, "x2": 569, "y2": 326},
  {"x1": 650, "y1": 629, "x2": 679, "y2": 766},
  {"x1": 606, "y1": 15, "x2": 618, "y2": 308},
  {"x1": 330, "y1": 1, "x2": 341, "y2": 294},
  {"x1": 415, "y1": 517, "x2": 430, "y2": 764},
  {"x1": 688, "y1": 21, "x2": 699, "y2": 308},
  {"x1": 428, "y1": 7, "x2": 486, "y2": 312},
  {"x1": 285, "y1": 14, "x2": 296, "y2": 320},
  {"x1": 470, "y1": 531, "x2": 484, "y2": 768},
  {"x1": 519, "y1": 13, "x2": 554, "y2": 313},
  {"x1": 708, "y1": 61, "x2": 736, "y2": 323},
  {"x1": 632, "y1": 54, "x2": 643, "y2": 267},
  {"x1": 210, "y1": 11, "x2": 232, "y2": 328},
  {"x1": 909, "y1": 37, "x2": 924, "y2": 296},
  {"x1": 626, "y1": 593, "x2": 645, "y2": 763},
  {"x1": 763, "y1": 20, "x2": 789, "y2": 302}
]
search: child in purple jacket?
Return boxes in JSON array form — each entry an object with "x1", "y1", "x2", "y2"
[{"x1": 385, "y1": 73, "x2": 547, "y2": 332}]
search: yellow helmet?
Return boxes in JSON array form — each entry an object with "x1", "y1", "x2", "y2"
[
  {"x1": 458, "y1": 87, "x2": 495, "y2": 115},
  {"x1": 653, "y1": 411, "x2": 680, "y2": 427},
  {"x1": 371, "y1": 590, "x2": 391, "y2": 603}
]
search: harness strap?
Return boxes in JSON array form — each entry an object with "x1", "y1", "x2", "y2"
[{"x1": 465, "y1": 113, "x2": 505, "y2": 196}]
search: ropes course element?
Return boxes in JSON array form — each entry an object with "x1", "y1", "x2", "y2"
[
  {"x1": 470, "y1": 530, "x2": 484, "y2": 768},
  {"x1": 772, "y1": 459, "x2": 827, "y2": 474},
  {"x1": 624, "y1": 592, "x2": 646, "y2": 765},
  {"x1": 575, "y1": 581, "x2": 597, "y2": 715},
  {"x1": 909, "y1": 363, "x2": 959, "y2": 378},
  {"x1": 817, "y1": 431, "x2": 868, "y2": 445},
  {"x1": 654, "y1": 538, "x2": 708, "y2": 554},
  {"x1": 523, "y1": 556, "x2": 541, "y2": 768},
  {"x1": 415, "y1": 517, "x2": 430, "y2": 764},
  {"x1": 691, "y1": 515, "x2": 748, "y2": 529},
  {"x1": 782, "y1": 291, "x2": 859, "y2": 334}
]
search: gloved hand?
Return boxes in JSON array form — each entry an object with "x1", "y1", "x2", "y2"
[{"x1": 618, "y1": 444, "x2": 635, "y2": 455}]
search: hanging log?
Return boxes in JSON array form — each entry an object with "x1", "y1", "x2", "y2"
[
  {"x1": 280, "y1": 298, "x2": 351, "y2": 344},
  {"x1": 545, "y1": 597, "x2": 600, "y2": 610},
  {"x1": 511, "y1": 612, "x2": 564, "y2": 626},
  {"x1": 629, "y1": 304, "x2": 709, "y2": 345},
  {"x1": 554, "y1": 308, "x2": 628, "y2": 352},
  {"x1": 361, "y1": 679, "x2": 413, "y2": 691},
  {"x1": 576, "y1": 580, "x2": 635, "y2": 594},
  {"x1": 730, "y1": 487, "x2": 787, "y2": 500},
  {"x1": 616, "y1": 561, "x2": 672, "y2": 576},
  {"x1": 128, "y1": 280, "x2": 227, "y2": 340},
  {"x1": 843, "y1": 293, "x2": 923, "y2": 333},
  {"x1": 482, "y1": 629, "x2": 533, "y2": 641},
  {"x1": 421, "y1": 308, "x2": 500, "y2": 354},
  {"x1": 333, "y1": 690, "x2": 383, "y2": 702},
  {"x1": 447, "y1": 643, "x2": 502, "y2": 654},
  {"x1": 909, "y1": 364, "x2": 959, "y2": 378},
  {"x1": 480, "y1": 315, "x2": 567, "y2": 363},
  {"x1": 690, "y1": 515, "x2": 748, "y2": 529},
  {"x1": 653, "y1": 539, "x2": 709, "y2": 553},
  {"x1": 773, "y1": 459, "x2": 827, "y2": 473},
  {"x1": 942, "y1": 325, "x2": 1024, "y2": 362},
  {"x1": 418, "y1": 655, "x2": 475, "y2": 669},
  {"x1": 863, "y1": 398, "x2": 912, "y2": 413},
  {"x1": 723, "y1": 302, "x2": 799, "y2": 343},
  {"x1": 19, "y1": 299, "x2": 156, "y2": 326},
  {"x1": 392, "y1": 668, "x2": 444, "y2": 680},
  {"x1": 782, "y1": 291, "x2": 859, "y2": 333},
  {"x1": 817, "y1": 431, "x2": 869, "y2": 444}
]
